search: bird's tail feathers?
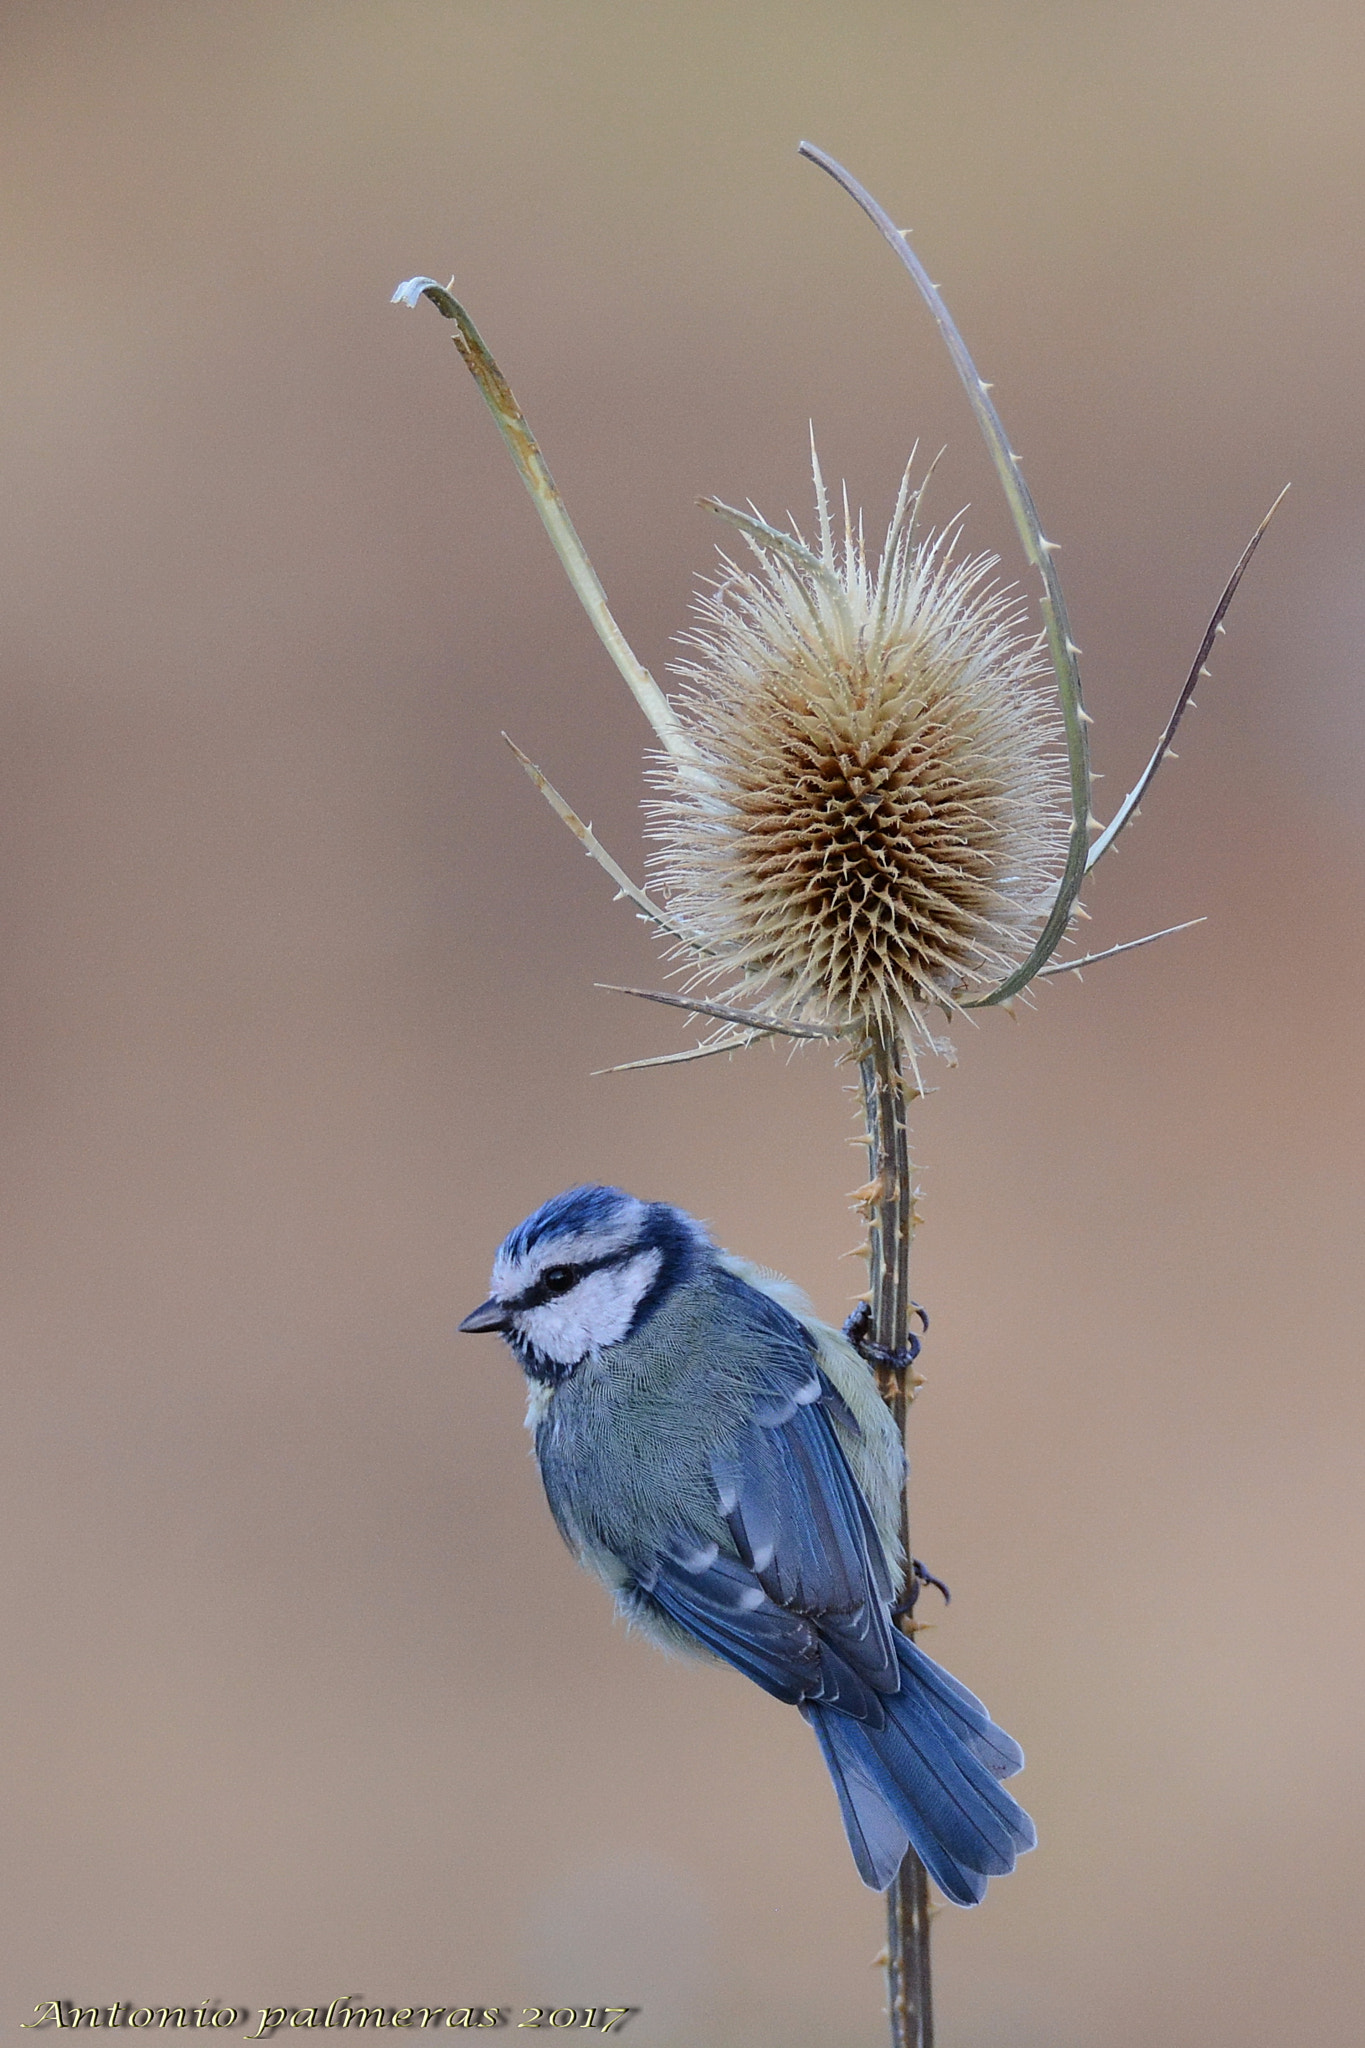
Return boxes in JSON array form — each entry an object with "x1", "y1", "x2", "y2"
[
  {"x1": 899, "y1": 1632, "x2": 1027, "y2": 1780},
  {"x1": 804, "y1": 1632, "x2": 1036, "y2": 1901}
]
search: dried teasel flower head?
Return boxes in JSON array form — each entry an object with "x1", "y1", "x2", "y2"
[
  {"x1": 648, "y1": 451, "x2": 1070, "y2": 1047},
  {"x1": 395, "y1": 145, "x2": 1281, "y2": 1079}
]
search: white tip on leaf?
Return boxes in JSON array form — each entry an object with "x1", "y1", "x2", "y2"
[{"x1": 392, "y1": 276, "x2": 441, "y2": 308}]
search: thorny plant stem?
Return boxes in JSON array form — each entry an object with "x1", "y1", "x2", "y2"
[{"x1": 860, "y1": 1019, "x2": 932, "y2": 2048}]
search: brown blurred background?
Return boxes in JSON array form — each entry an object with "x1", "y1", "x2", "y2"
[{"x1": 2, "y1": 3, "x2": 1363, "y2": 2043}]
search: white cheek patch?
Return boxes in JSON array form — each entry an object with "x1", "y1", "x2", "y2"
[{"x1": 515, "y1": 1248, "x2": 663, "y2": 1366}]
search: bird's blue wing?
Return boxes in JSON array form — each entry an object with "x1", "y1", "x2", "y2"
[
  {"x1": 709, "y1": 1270, "x2": 899, "y2": 1691},
  {"x1": 634, "y1": 1270, "x2": 901, "y2": 1710},
  {"x1": 639, "y1": 1541, "x2": 888, "y2": 1721}
]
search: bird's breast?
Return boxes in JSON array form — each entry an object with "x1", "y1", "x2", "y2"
[{"x1": 531, "y1": 1277, "x2": 755, "y2": 1570}]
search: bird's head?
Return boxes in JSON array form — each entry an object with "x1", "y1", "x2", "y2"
[{"x1": 459, "y1": 1184, "x2": 709, "y2": 1380}]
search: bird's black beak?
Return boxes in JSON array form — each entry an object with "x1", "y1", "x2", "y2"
[{"x1": 459, "y1": 1297, "x2": 512, "y2": 1334}]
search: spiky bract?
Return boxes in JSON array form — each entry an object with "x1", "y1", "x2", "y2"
[{"x1": 649, "y1": 457, "x2": 1069, "y2": 1043}]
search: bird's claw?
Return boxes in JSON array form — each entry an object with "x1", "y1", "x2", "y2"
[
  {"x1": 894, "y1": 1559, "x2": 951, "y2": 1617},
  {"x1": 843, "y1": 1298, "x2": 929, "y2": 1372}
]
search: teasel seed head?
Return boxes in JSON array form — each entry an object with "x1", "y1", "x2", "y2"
[{"x1": 648, "y1": 451, "x2": 1071, "y2": 1048}]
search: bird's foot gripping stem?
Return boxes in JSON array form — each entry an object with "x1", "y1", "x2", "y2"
[
  {"x1": 842, "y1": 1298, "x2": 929, "y2": 1373},
  {"x1": 893, "y1": 1558, "x2": 951, "y2": 1618}
]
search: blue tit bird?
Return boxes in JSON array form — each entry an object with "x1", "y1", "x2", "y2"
[{"x1": 459, "y1": 1183, "x2": 1035, "y2": 1901}]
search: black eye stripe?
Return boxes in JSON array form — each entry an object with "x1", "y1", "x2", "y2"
[{"x1": 513, "y1": 1248, "x2": 634, "y2": 1311}]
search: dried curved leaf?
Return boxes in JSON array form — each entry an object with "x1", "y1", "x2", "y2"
[
  {"x1": 797, "y1": 145, "x2": 1092, "y2": 1006},
  {"x1": 1086, "y1": 489, "x2": 1288, "y2": 869},
  {"x1": 503, "y1": 737, "x2": 703, "y2": 949},
  {"x1": 1038, "y1": 918, "x2": 1205, "y2": 978},
  {"x1": 394, "y1": 275, "x2": 691, "y2": 759}
]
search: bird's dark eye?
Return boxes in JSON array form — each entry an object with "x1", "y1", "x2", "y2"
[{"x1": 541, "y1": 1265, "x2": 578, "y2": 1297}]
